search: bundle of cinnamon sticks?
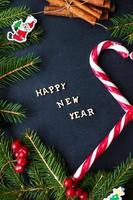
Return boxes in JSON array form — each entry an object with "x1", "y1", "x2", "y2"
[{"x1": 44, "y1": 0, "x2": 115, "y2": 25}]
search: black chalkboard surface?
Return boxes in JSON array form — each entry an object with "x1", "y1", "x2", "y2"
[{"x1": 4, "y1": 0, "x2": 133, "y2": 175}]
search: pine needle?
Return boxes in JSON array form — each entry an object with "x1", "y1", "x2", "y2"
[
  {"x1": 109, "y1": 13, "x2": 133, "y2": 44},
  {"x1": 24, "y1": 130, "x2": 67, "y2": 200},
  {"x1": 0, "y1": 0, "x2": 10, "y2": 11},
  {"x1": 89, "y1": 156, "x2": 133, "y2": 200},
  {"x1": 0, "y1": 6, "x2": 30, "y2": 29},
  {"x1": 0, "y1": 100, "x2": 26, "y2": 123},
  {"x1": 0, "y1": 54, "x2": 41, "y2": 88},
  {"x1": 0, "y1": 27, "x2": 43, "y2": 54}
]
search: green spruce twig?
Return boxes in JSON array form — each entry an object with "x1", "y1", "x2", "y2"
[
  {"x1": 0, "y1": 132, "x2": 133, "y2": 200},
  {"x1": 0, "y1": 100, "x2": 26, "y2": 123},
  {"x1": 109, "y1": 13, "x2": 133, "y2": 44},
  {"x1": 89, "y1": 156, "x2": 133, "y2": 200},
  {"x1": 0, "y1": 27, "x2": 43, "y2": 54},
  {"x1": 0, "y1": 6, "x2": 30, "y2": 29},
  {"x1": 24, "y1": 130, "x2": 67, "y2": 200},
  {"x1": 0, "y1": 54, "x2": 41, "y2": 88},
  {"x1": 0, "y1": 0, "x2": 10, "y2": 11}
]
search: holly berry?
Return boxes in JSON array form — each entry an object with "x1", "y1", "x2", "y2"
[
  {"x1": 63, "y1": 178, "x2": 73, "y2": 188},
  {"x1": 79, "y1": 192, "x2": 88, "y2": 200},
  {"x1": 76, "y1": 188, "x2": 84, "y2": 197},
  {"x1": 17, "y1": 146, "x2": 29, "y2": 158},
  {"x1": 65, "y1": 188, "x2": 76, "y2": 198},
  {"x1": 17, "y1": 157, "x2": 28, "y2": 167},
  {"x1": 11, "y1": 140, "x2": 22, "y2": 152},
  {"x1": 14, "y1": 165, "x2": 24, "y2": 173}
]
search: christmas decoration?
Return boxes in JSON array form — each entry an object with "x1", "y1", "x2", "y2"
[
  {"x1": 7, "y1": 15, "x2": 37, "y2": 43},
  {"x1": 72, "y1": 40, "x2": 133, "y2": 182},
  {"x1": 11, "y1": 140, "x2": 29, "y2": 173},
  {"x1": 44, "y1": 0, "x2": 115, "y2": 26},
  {"x1": 103, "y1": 187, "x2": 125, "y2": 200},
  {"x1": 109, "y1": 13, "x2": 133, "y2": 45},
  {"x1": 0, "y1": 0, "x2": 42, "y2": 183},
  {"x1": 0, "y1": 1, "x2": 42, "y2": 125},
  {"x1": 0, "y1": 130, "x2": 133, "y2": 200}
]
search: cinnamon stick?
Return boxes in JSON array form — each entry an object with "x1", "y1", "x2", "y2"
[
  {"x1": 88, "y1": 5, "x2": 103, "y2": 15},
  {"x1": 81, "y1": 0, "x2": 104, "y2": 7},
  {"x1": 69, "y1": 0, "x2": 102, "y2": 19},
  {"x1": 44, "y1": 5, "x2": 110, "y2": 21},
  {"x1": 104, "y1": 0, "x2": 110, "y2": 9},
  {"x1": 46, "y1": 0, "x2": 97, "y2": 25},
  {"x1": 100, "y1": 10, "x2": 109, "y2": 20},
  {"x1": 110, "y1": 3, "x2": 115, "y2": 12},
  {"x1": 44, "y1": 6, "x2": 78, "y2": 17}
]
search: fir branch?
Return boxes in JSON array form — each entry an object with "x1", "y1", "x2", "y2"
[
  {"x1": 0, "y1": 100, "x2": 26, "y2": 123},
  {"x1": 0, "y1": 54, "x2": 41, "y2": 88},
  {"x1": 89, "y1": 156, "x2": 133, "y2": 200},
  {"x1": 109, "y1": 13, "x2": 133, "y2": 44},
  {"x1": 0, "y1": 133, "x2": 50, "y2": 200},
  {"x1": 0, "y1": 0, "x2": 10, "y2": 11},
  {"x1": 0, "y1": 186, "x2": 49, "y2": 200},
  {"x1": 0, "y1": 6, "x2": 30, "y2": 29},
  {"x1": 0, "y1": 133, "x2": 24, "y2": 188},
  {"x1": 80, "y1": 171, "x2": 108, "y2": 194},
  {"x1": 24, "y1": 130, "x2": 67, "y2": 200},
  {"x1": 0, "y1": 27, "x2": 43, "y2": 54}
]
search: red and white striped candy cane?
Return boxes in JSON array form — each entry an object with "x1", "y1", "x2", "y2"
[{"x1": 72, "y1": 40, "x2": 133, "y2": 182}]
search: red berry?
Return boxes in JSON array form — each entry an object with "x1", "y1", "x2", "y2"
[
  {"x1": 11, "y1": 140, "x2": 22, "y2": 152},
  {"x1": 63, "y1": 178, "x2": 73, "y2": 188},
  {"x1": 79, "y1": 192, "x2": 88, "y2": 200},
  {"x1": 17, "y1": 157, "x2": 28, "y2": 167},
  {"x1": 18, "y1": 146, "x2": 29, "y2": 158},
  {"x1": 14, "y1": 152, "x2": 19, "y2": 158},
  {"x1": 65, "y1": 188, "x2": 76, "y2": 198},
  {"x1": 76, "y1": 188, "x2": 84, "y2": 197},
  {"x1": 14, "y1": 165, "x2": 24, "y2": 173}
]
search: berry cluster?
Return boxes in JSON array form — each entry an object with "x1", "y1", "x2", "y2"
[
  {"x1": 11, "y1": 140, "x2": 29, "y2": 173},
  {"x1": 64, "y1": 178, "x2": 88, "y2": 200}
]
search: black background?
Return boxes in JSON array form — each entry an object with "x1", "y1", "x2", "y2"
[{"x1": 3, "y1": 0, "x2": 133, "y2": 175}]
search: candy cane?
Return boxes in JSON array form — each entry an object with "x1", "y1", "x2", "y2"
[{"x1": 72, "y1": 40, "x2": 133, "y2": 182}]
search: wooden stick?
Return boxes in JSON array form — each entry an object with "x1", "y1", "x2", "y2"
[{"x1": 46, "y1": 0, "x2": 97, "y2": 25}]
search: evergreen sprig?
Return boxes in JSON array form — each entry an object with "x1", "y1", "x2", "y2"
[
  {"x1": 0, "y1": 131, "x2": 67, "y2": 200},
  {"x1": 0, "y1": 54, "x2": 41, "y2": 88},
  {"x1": 0, "y1": 100, "x2": 26, "y2": 123},
  {"x1": 109, "y1": 13, "x2": 133, "y2": 44},
  {"x1": 24, "y1": 130, "x2": 67, "y2": 200},
  {"x1": 0, "y1": 6, "x2": 30, "y2": 29},
  {"x1": 0, "y1": 1, "x2": 42, "y2": 128},
  {"x1": 0, "y1": 133, "x2": 24, "y2": 190},
  {"x1": 0, "y1": 0, "x2": 10, "y2": 11},
  {"x1": 86, "y1": 157, "x2": 133, "y2": 200},
  {"x1": 0, "y1": 27, "x2": 43, "y2": 54},
  {"x1": 0, "y1": 131, "x2": 133, "y2": 200}
]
